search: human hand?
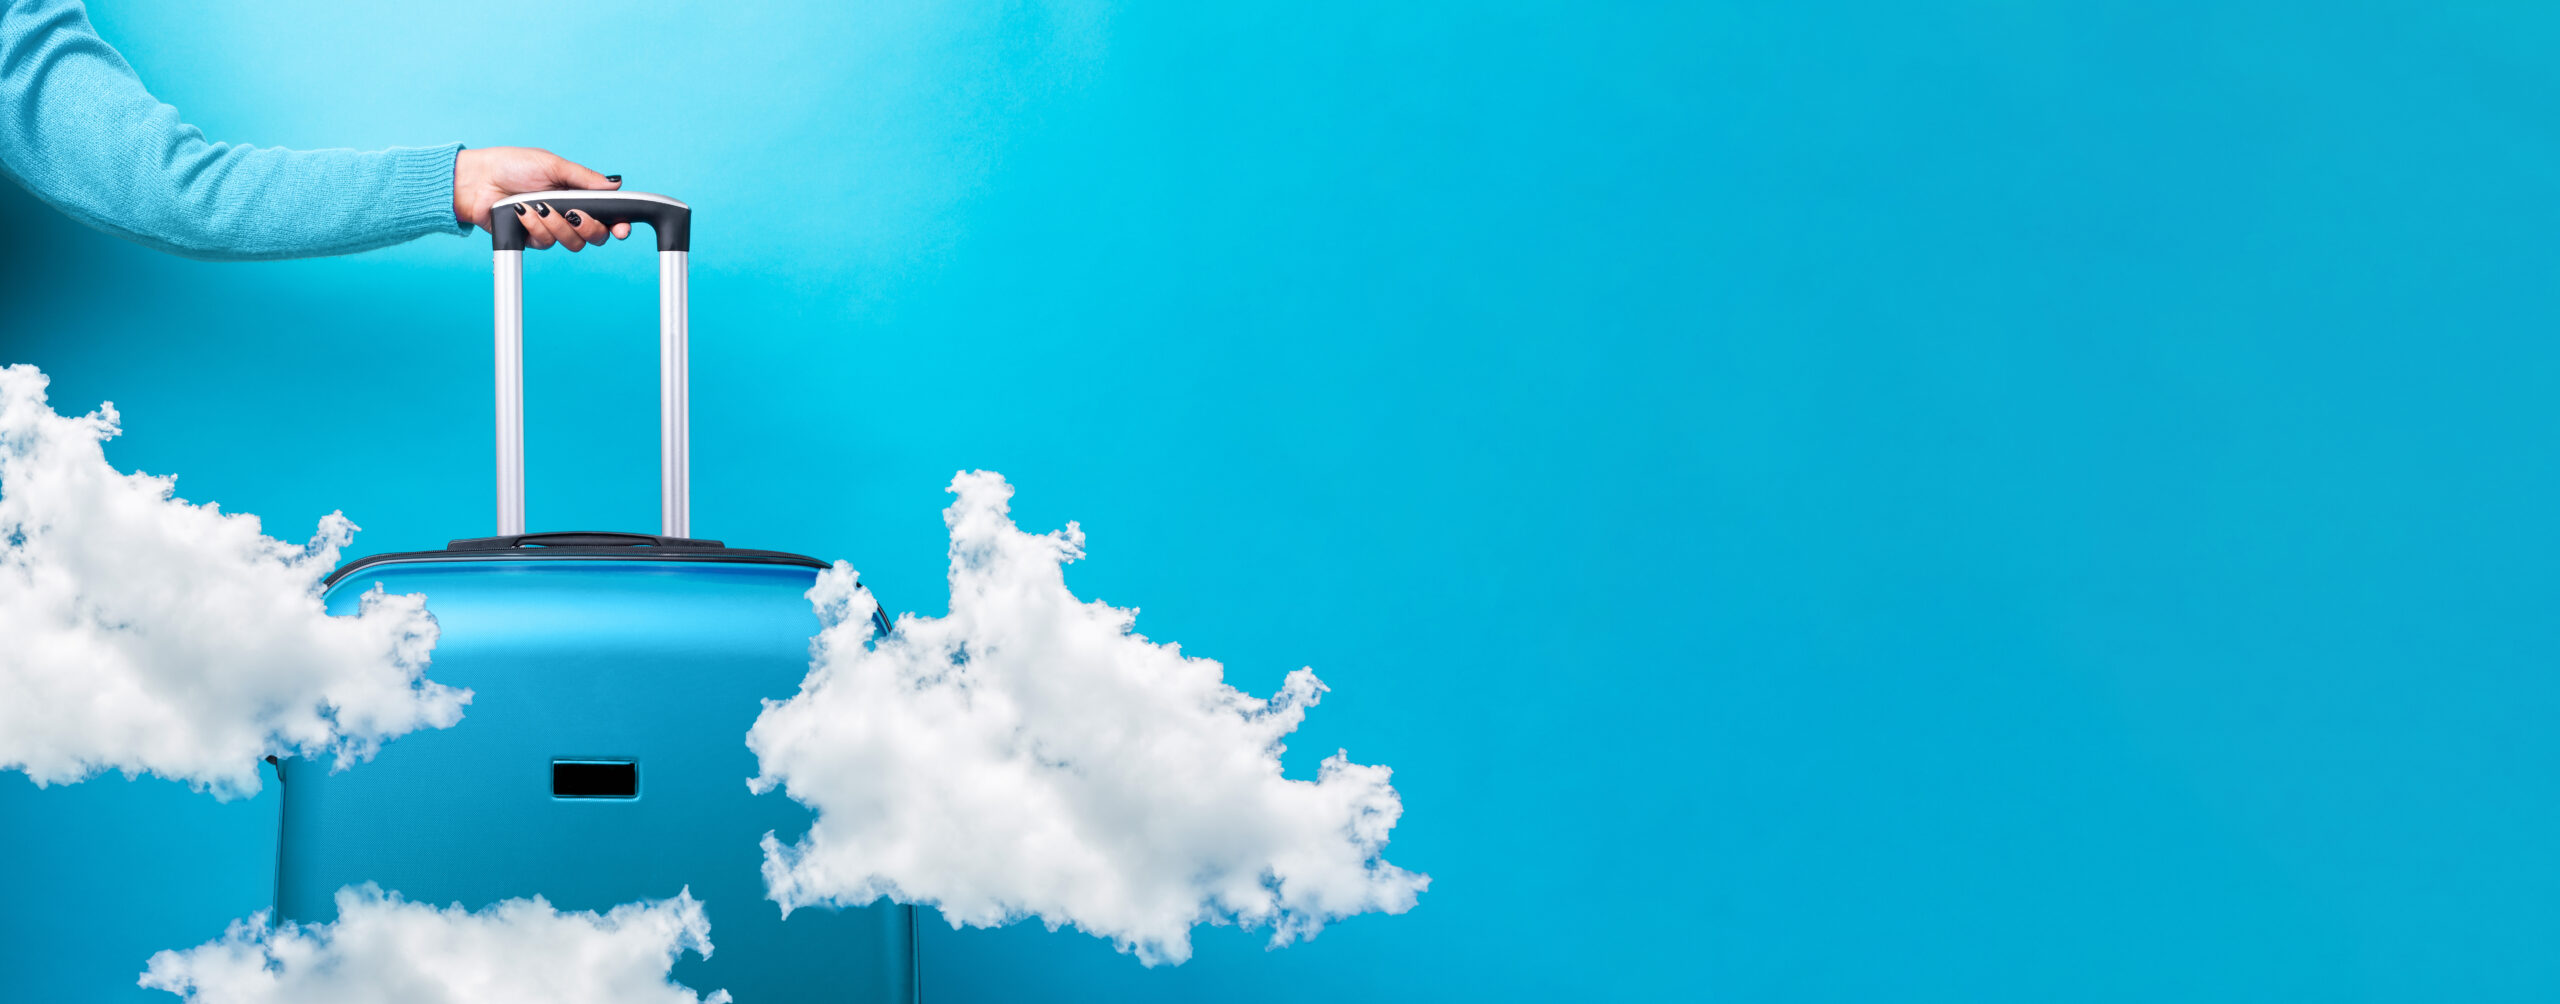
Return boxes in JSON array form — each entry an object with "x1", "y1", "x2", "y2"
[{"x1": 452, "y1": 147, "x2": 630, "y2": 251}]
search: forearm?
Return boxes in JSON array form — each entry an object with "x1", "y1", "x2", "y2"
[{"x1": 0, "y1": 0, "x2": 465, "y2": 261}]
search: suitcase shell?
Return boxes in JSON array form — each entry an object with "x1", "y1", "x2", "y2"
[
  {"x1": 274, "y1": 192, "x2": 919, "y2": 1001},
  {"x1": 282, "y1": 545, "x2": 917, "y2": 1002}
]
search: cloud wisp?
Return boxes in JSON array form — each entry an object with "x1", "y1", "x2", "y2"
[
  {"x1": 0, "y1": 364, "x2": 462, "y2": 797},
  {"x1": 141, "y1": 885, "x2": 728, "y2": 1004},
  {"x1": 747, "y1": 471, "x2": 1427, "y2": 966}
]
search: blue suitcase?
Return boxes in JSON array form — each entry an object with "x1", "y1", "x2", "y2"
[{"x1": 276, "y1": 192, "x2": 918, "y2": 1001}]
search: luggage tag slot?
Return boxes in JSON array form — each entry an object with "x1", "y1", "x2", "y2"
[{"x1": 553, "y1": 759, "x2": 638, "y2": 799}]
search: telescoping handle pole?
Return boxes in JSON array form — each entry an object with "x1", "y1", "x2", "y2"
[{"x1": 487, "y1": 191, "x2": 693, "y2": 538}]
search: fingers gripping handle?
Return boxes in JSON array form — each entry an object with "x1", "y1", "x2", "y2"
[
  {"x1": 490, "y1": 190, "x2": 691, "y2": 537},
  {"x1": 488, "y1": 190, "x2": 690, "y2": 252}
]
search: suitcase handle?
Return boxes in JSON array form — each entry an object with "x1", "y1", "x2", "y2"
[
  {"x1": 487, "y1": 191, "x2": 693, "y2": 538},
  {"x1": 488, "y1": 191, "x2": 690, "y2": 253},
  {"x1": 446, "y1": 531, "x2": 725, "y2": 550}
]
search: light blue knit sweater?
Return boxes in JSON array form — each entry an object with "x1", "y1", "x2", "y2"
[{"x1": 0, "y1": 0, "x2": 463, "y2": 261}]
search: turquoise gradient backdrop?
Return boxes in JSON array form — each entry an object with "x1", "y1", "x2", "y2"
[{"x1": 3, "y1": 1, "x2": 2556, "y2": 1000}]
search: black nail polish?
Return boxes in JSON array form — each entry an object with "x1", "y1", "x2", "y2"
[
  {"x1": 534, "y1": 203, "x2": 550, "y2": 217},
  {"x1": 512, "y1": 203, "x2": 527, "y2": 216},
  {"x1": 604, "y1": 175, "x2": 622, "y2": 183},
  {"x1": 565, "y1": 210, "x2": 584, "y2": 226}
]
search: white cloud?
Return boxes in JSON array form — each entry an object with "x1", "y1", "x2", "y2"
[
  {"x1": 140, "y1": 885, "x2": 729, "y2": 1004},
  {"x1": 747, "y1": 471, "x2": 1427, "y2": 966},
  {"x1": 0, "y1": 364, "x2": 463, "y2": 798}
]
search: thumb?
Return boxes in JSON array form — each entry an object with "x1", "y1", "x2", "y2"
[{"x1": 550, "y1": 155, "x2": 619, "y2": 191}]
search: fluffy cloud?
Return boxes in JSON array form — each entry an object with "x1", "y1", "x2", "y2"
[
  {"x1": 747, "y1": 471, "x2": 1427, "y2": 966},
  {"x1": 141, "y1": 885, "x2": 728, "y2": 1004},
  {"x1": 0, "y1": 364, "x2": 463, "y2": 797}
]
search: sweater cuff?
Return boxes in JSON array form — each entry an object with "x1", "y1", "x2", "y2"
[{"x1": 382, "y1": 143, "x2": 467, "y2": 237}]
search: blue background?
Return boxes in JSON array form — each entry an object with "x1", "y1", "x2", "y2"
[{"x1": 2, "y1": 1, "x2": 2554, "y2": 1000}]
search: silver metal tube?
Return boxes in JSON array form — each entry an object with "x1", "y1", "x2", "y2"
[
  {"x1": 659, "y1": 250, "x2": 689, "y2": 538},
  {"x1": 494, "y1": 250, "x2": 526, "y2": 536}
]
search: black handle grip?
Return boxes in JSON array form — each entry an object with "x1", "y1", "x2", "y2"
[
  {"x1": 446, "y1": 531, "x2": 726, "y2": 550},
  {"x1": 489, "y1": 191, "x2": 690, "y2": 253}
]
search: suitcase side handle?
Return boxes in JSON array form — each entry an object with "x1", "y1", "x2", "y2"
[{"x1": 489, "y1": 191, "x2": 692, "y2": 538}]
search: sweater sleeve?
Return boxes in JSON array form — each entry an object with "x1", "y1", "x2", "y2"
[{"x1": 0, "y1": 0, "x2": 466, "y2": 261}]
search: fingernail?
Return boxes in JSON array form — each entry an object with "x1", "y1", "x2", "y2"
[
  {"x1": 534, "y1": 203, "x2": 550, "y2": 217},
  {"x1": 565, "y1": 210, "x2": 583, "y2": 226},
  {"x1": 604, "y1": 175, "x2": 622, "y2": 183},
  {"x1": 512, "y1": 203, "x2": 526, "y2": 216}
]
